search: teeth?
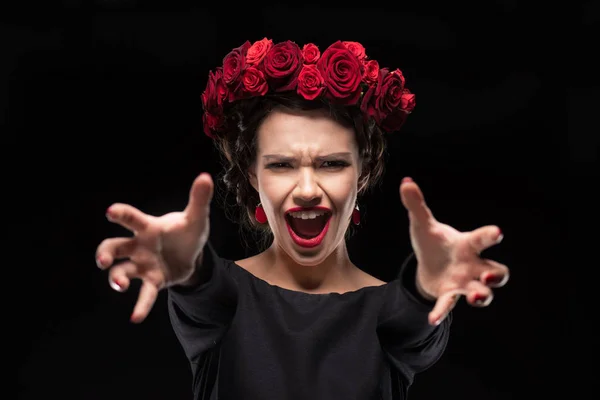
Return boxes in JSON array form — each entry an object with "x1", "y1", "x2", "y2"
[{"x1": 289, "y1": 210, "x2": 328, "y2": 219}]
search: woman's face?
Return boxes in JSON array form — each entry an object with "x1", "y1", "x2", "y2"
[{"x1": 250, "y1": 107, "x2": 361, "y2": 266}]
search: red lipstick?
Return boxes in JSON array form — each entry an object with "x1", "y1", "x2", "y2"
[{"x1": 285, "y1": 206, "x2": 332, "y2": 248}]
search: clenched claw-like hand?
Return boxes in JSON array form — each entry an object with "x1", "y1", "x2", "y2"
[
  {"x1": 95, "y1": 172, "x2": 214, "y2": 323},
  {"x1": 400, "y1": 177, "x2": 510, "y2": 326}
]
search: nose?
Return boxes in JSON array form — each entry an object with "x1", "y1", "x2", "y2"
[{"x1": 292, "y1": 167, "x2": 323, "y2": 205}]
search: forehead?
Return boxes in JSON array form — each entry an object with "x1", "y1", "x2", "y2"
[{"x1": 256, "y1": 108, "x2": 357, "y2": 155}]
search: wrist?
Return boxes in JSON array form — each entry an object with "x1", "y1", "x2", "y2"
[
  {"x1": 176, "y1": 251, "x2": 204, "y2": 287},
  {"x1": 399, "y1": 253, "x2": 437, "y2": 306},
  {"x1": 415, "y1": 268, "x2": 437, "y2": 301}
]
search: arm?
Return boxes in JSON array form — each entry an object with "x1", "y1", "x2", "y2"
[
  {"x1": 167, "y1": 241, "x2": 238, "y2": 367},
  {"x1": 176, "y1": 249, "x2": 208, "y2": 287},
  {"x1": 377, "y1": 253, "x2": 452, "y2": 385}
]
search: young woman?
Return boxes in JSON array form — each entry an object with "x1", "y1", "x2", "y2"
[{"x1": 95, "y1": 38, "x2": 509, "y2": 399}]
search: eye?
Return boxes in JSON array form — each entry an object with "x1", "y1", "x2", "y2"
[
  {"x1": 266, "y1": 162, "x2": 292, "y2": 169},
  {"x1": 322, "y1": 160, "x2": 350, "y2": 169}
]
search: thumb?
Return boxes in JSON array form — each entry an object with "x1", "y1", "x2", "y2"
[
  {"x1": 400, "y1": 177, "x2": 434, "y2": 226},
  {"x1": 185, "y1": 172, "x2": 214, "y2": 222}
]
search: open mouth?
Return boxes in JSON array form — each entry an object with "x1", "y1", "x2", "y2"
[{"x1": 285, "y1": 209, "x2": 331, "y2": 239}]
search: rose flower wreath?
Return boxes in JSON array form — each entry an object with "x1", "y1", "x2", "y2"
[{"x1": 201, "y1": 38, "x2": 416, "y2": 138}]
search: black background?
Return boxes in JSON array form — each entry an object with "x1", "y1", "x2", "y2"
[{"x1": 7, "y1": 1, "x2": 592, "y2": 399}]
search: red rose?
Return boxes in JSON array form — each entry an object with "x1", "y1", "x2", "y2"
[
  {"x1": 302, "y1": 43, "x2": 320, "y2": 64},
  {"x1": 241, "y1": 67, "x2": 268, "y2": 96},
  {"x1": 363, "y1": 59, "x2": 379, "y2": 85},
  {"x1": 203, "y1": 112, "x2": 223, "y2": 138},
  {"x1": 380, "y1": 109, "x2": 408, "y2": 132},
  {"x1": 342, "y1": 41, "x2": 367, "y2": 63},
  {"x1": 261, "y1": 41, "x2": 303, "y2": 92},
  {"x1": 297, "y1": 64, "x2": 325, "y2": 100},
  {"x1": 317, "y1": 41, "x2": 364, "y2": 105},
  {"x1": 201, "y1": 68, "x2": 229, "y2": 137},
  {"x1": 360, "y1": 68, "x2": 406, "y2": 123},
  {"x1": 201, "y1": 68, "x2": 228, "y2": 114},
  {"x1": 379, "y1": 89, "x2": 415, "y2": 132},
  {"x1": 246, "y1": 38, "x2": 273, "y2": 66},
  {"x1": 222, "y1": 41, "x2": 251, "y2": 94},
  {"x1": 379, "y1": 68, "x2": 406, "y2": 113},
  {"x1": 400, "y1": 88, "x2": 416, "y2": 112},
  {"x1": 360, "y1": 84, "x2": 379, "y2": 122}
]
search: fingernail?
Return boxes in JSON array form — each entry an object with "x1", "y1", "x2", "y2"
[
  {"x1": 106, "y1": 207, "x2": 114, "y2": 220},
  {"x1": 484, "y1": 273, "x2": 504, "y2": 285},
  {"x1": 496, "y1": 230, "x2": 504, "y2": 244},
  {"x1": 402, "y1": 177, "x2": 413, "y2": 184},
  {"x1": 96, "y1": 255, "x2": 105, "y2": 268},
  {"x1": 473, "y1": 293, "x2": 488, "y2": 306},
  {"x1": 109, "y1": 278, "x2": 122, "y2": 292}
]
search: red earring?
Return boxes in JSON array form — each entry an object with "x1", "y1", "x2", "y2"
[
  {"x1": 352, "y1": 204, "x2": 360, "y2": 225},
  {"x1": 255, "y1": 203, "x2": 267, "y2": 224}
]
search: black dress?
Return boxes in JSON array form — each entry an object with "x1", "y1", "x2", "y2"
[{"x1": 167, "y1": 242, "x2": 451, "y2": 400}]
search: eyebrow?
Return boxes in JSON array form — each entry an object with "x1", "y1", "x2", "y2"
[{"x1": 262, "y1": 152, "x2": 353, "y2": 162}]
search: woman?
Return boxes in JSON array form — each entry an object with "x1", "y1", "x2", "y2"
[{"x1": 95, "y1": 39, "x2": 509, "y2": 399}]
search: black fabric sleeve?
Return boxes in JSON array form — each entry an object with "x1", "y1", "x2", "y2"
[
  {"x1": 377, "y1": 252, "x2": 452, "y2": 386},
  {"x1": 167, "y1": 241, "x2": 238, "y2": 368},
  {"x1": 398, "y1": 253, "x2": 437, "y2": 307}
]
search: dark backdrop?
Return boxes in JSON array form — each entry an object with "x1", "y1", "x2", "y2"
[{"x1": 7, "y1": 1, "x2": 589, "y2": 399}]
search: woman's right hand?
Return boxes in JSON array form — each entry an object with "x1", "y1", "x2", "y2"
[{"x1": 95, "y1": 172, "x2": 214, "y2": 323}]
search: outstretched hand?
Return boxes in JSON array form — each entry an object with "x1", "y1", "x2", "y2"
[
  {"x1": 95, "y1": 172, "x2": 214, "y2": 323},
  {"x1": 399, "y1": 177, "x2": 509, "y2": 326}
]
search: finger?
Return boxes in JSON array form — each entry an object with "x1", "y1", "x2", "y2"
[
  {"x1": 429, "y1": 290, "x2": 463, "y2": 326},
  {"x1": 465, "y1": 280, "x2": 494, "y2": 307},
  {"x1": 480, "y1": 259, "x2": 510, "y2": 288},
  {"x1": 106, "y1": 203, "x2": 151, "y2": 233},
  {"x1": 469, "y1": 225, "x2": 503, "y2": 254},
  {"x1": 185, "y1": 172, "x2": 214, "y2": 222},
  {"x1": 108, "y1": 261, "x2": 140, "y2": 292},
  {"x1": 399, "y1": 177, "x2": 435, "y2": 227},
  {"x1": 96, "y1": 237, "x2": 138, "y2": 269},
  {"x1": 130, "y1": 280, "x2": 159, "y2": 323}
]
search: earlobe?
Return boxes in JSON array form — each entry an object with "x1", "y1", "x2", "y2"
[
  {"x1": 248, "y1": 169, "x2": 258, "y2": 192},
  {"x1": 357, "y1": 174, "x2": 367, "y2": 194}
]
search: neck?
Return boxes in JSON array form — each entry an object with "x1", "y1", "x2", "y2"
[{"x1": 263, "y1": 240, "x2": 353, "y2": 293}]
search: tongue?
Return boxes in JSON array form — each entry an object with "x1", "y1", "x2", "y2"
[{"x1": 290, "y1": 215, "x2": 327, "y2": 238}]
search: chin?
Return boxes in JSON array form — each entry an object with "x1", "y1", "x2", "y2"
[{"x1": 282, "y1": 246, "x2": 331, "y2": 267}]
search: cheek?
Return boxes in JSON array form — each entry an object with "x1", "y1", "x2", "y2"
[
  {"x1": 322, "y1": 173, "x2": 358, "y2": 209},
  {"x1": 258, "y1": 174, "x2": 293, "y2": 212}
]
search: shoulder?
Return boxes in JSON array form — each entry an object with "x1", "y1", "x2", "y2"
[
  {"x1": 352, "y1": 267, "x2": 386, "y2": 289},
  {"x1": 234, "y1": 255, "x2": 260, "y2": 274},
  {"x1": 233, "y1": 255, "x2": 269, "y2": 284}
]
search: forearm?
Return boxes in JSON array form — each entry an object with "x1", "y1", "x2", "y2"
[
  {"x1": 176, "y1": 251, "x2": 206, "y2": 287},
  {"x1": 167, "y1": 241, "x2": 237, "y2": 324},
  {"x1": 378, "y1": 255, "x2": 451, "y2": 374},
  {"x1": 400, "y1": 253, "x2": 437, "y2": 306},
  {"x1": 415, "y1": 269, "x2": 438, "y2": 302}
]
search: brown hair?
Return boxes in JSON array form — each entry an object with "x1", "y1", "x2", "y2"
[{"x1": 212, "y1": 92, "x2": 387, "y2": 250}]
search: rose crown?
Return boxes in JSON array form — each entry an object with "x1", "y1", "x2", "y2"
[{"x1": 201, "y1": 38, "x2": 416, "y2": 138}]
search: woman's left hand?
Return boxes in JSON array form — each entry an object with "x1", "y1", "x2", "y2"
[{"x1": 399, "y1": 177, "x2": 510, "y2": 326}]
